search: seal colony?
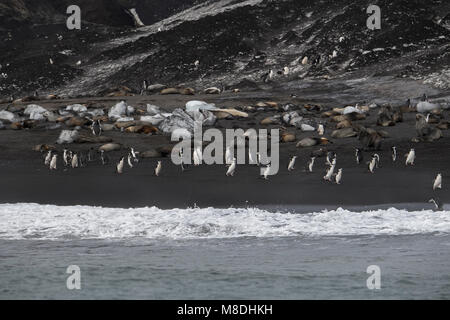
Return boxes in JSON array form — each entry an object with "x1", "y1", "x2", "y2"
[{"x1": 0, "y1": 85, "x2": 449, "y2": 209}]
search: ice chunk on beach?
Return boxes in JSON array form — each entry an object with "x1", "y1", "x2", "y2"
[
  {"x1": 24, "y1": 104, "x2": 47, "y2": 116},
  {"x1": 146, "y1": 104, "x2": 161, "y2": 115},
  {"x1": 108, "y1": 101, "x2": 127, "y2": 119},
  {"x1": 300, "y1": 123, "x2": 316, "y2": 132},
  {"x1": 140, "y1": 115, "x2": 165, "y2": 126},
  {"x1": 343, "y1": 106, "x2": 363, "y2": 114},
  {"x1": 159, "y1": 108, "x2": 195, "y2": 134},
  {"x1": 0, "y1": 110, "x2": 17, "y2": 122},
  {"x1": 87, "y1": 109, "x2": 105, "y2": 117},
  {"x1": 56, "y1": 130, "x2": 79, "y2": 144},
  {"x1": 416, "y1": 101, "x2": 441, "y2": 113},
  {"x1": 66, "y1": 104, "x2": 87, "y2": 113},
  {"x1": 172, "y1": 128, "x2": 192, "y2": 140},
  {"x1": 186, "y1": 100, "x2": 217, "y2": 112}
]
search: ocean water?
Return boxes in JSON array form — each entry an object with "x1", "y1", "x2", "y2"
[{"x1": 0, "y1": 203, "x2": 449, "y2": 299}]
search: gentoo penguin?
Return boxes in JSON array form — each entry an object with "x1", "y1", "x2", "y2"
[
  {"x1": 44, "y1": 151, "x2": 52, "y2": 166},
  {"x1": 127, "y1": 153, "x2": 134, "y2": 168},
  {"x1": 226, "y1": 158, "x2": 236, "y2": 176},
  {"x1": 91, "y1": 120, "x2": 102, "y2": 136},
  {"x1": 429, "y1": 198, "x2": 443, "y2": 211},
  {"x1": 263, "y1": 165, "x2": 271, "y2": 180},
  {"x1": 100, "y1": 150, "x2": 109, "y2": 165},
  {"x1": 49, "y1": 154, "x2": 57, "y2": 170},
  {"x1": 318, "y1": 124, "x2": 324, "y2": 136},
  {"x1": 308, "y1": 157, "x2": 315, "y2": 173},
  {"x1": 335, "y1": 168, "x2": 343, "y2": 184},
  {"x1": 405, "y1": 149, "x2": 415, "y2": 166},
  {"x1": 117, "y1": 157, "x2": 124, "y2": 174},
  {"x1": 225, "y1": 146, "x2": 233, "y2": 165},
  {"x1": 368, "y1": 156, "x2": 376, "y2": 173},
  {"x1": 323, "y1": 158, "x2": 336, "y2": 181},
  {"x1": 71, "y1": 153, "x2": 79, "y2": 168},
  {"x1": 288, "y1": 156, "x2": 297, "y2": 171},
  {"x1": 391, "y1": 146, "x2": 397, "y2": 162},
  {"x1": 433, "y1": 173, "x2": 442, "y2": 190},
  {"x1": 355, "y1": 148, "x2": 363, "y2": 164},
  {"x1": 155, "y1": 161, "x2": 162, "y2": 176}
]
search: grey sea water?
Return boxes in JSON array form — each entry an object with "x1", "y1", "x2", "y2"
[{"x1": 0, "y1": 204, "x2": 449, "y2": 299}]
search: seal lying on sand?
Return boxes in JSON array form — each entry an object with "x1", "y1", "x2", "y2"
[{"x1": 415, "y1": 114, "x2": 442, "y2": 142}]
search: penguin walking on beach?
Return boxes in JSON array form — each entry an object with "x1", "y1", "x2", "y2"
[
  {"x1": 323, "y1": 158, "x2": 336, "y2": 181},
  {"x1": 127, "y1": 153, "x2": 134, "y2": 168},
  {"x1": 335, "y1": 168, "x2": 343, "y2": 185},
  {"x1": 155, "y1": 161, "x2": 162, "y2": 177},
  {"x1": 288, "y1": 156, "x2": 297, "y2": 171},
  {"x1": 355, "y1": 148, "x2": 363, "y2": 165},
  {"x1": 391, "y1": 146, "x2": 397, "y2": 162},
  {"x1": 130, "y1": 147, "x2": 139, "y2": 163},
  {"x1": 71, "y1": 153, "x2": 79, "y2": 168},
  {"x1": 44, "y1": 151, "x2": 52, "y2": 166},
  {"x1": 193, "y1": 146, "x2": 202, "y2": 166},
  {"x1": 405, "y1": 149, "x2": 416, "y2": 166},
  {"x1": 429, "y1": 198, "x2": 443, "y2": 211},
  {"x1": 433, "y1": 173, "x2": 442, "y2": 190},
  {"x1": 49, "y1": 154, "x2": 57, "y2": 170},
  {"x1": 140, "y1": 80, "x2": 148, "y2": 95},
  {"x1": 179, "y1": 149, "x2": 186, "y2": 172},
  {"x1": 100, "y1": 150, "x2": 109, "y2": 165},
  {"x1": 368, "y1": 155, "x2": 377, "y2": 174},
  {"x1": 117, "y1": 157, "x2": 125, "y2": 174},
  {"x1": 373, "y1": 153, "x2": 381, "y2": 168},
  {"x1": 91, "y1": 120, "x2": 102, "y2": 136},
  {"x1": 326, "y1": 152, "x2": 336, "y2": 167},
  {"x1": 226, "y1": 158, "x2": 236, "y2": 177},
  {"x1": 263, "y1": 164, "x2": 271, "y2": 180}
]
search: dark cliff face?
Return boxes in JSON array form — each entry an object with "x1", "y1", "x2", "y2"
[{"x1": 0, "y1": 0, "x2": 448, "y2": 98}]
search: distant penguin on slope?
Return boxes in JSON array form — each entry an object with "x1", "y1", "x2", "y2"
[
  {"x1": 433, "y1": 173, "x2": 442, "y2": 190},
  {"x1": 288, "y1": 156, "x2": 297, "y2": 171}
]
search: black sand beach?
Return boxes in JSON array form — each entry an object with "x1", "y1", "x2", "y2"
[{"x1": 0, "y1": 89, "x2": 448, "y2": 210}]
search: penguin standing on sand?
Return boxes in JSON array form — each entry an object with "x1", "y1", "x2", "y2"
[
  {"x1": 155, "y1": 161, "x2": 162, "y2": 176},
  {"x1": 140, "y1": 80, "x2": 148, "y2": 95},
  {"x1": 335, "y1": 168, "x2": 343, "y2": 184},
  {"x1": 127, "y1": 153, "x2": 134, "y2": 168},
  {"x1": 308, "y1": 157, "x2": 315, "y2": 173},
  {"x1": 323, "y1": 158, "x2": 336, "y2": 181},
  {"x1": 355, "y1": 148, "x2": 363, "y2": 165},
  {"x1": 117, "y1": 157, "x2": 124, "y2": 174},
  {"x1": 368, "y1": 155, "x2": 377, "y2": 173},
  {"x1": 63, "y1": 149, "x2": 69, "y2": 166},
  {"x1": 326, "y1": 152, "x2": 336, "y2": 167},
  {"x1": 263, "y1": 164, "x2": 271, "y2": 180},
  {"x1": 373, "y1": 154, "x2": 381, "y2": 168},
  {"x1": 100, "y1": 150, "x2": 109, "y2": 165},
  {"x1": 433, "y1": 173, "x2": 442, "y2": 190},
  {"x1": 49, "y1": 154, "x2": 57, "y2": 170},
  {"x1": 405, "y1": 149, "x2": 416, "y2": 166},
  {"x1": 91, "y1": 120, "x2": 102, "y2": 136},
  {"x1": 226, "y1": 158, "x2": 236, "y2": 177},
  {"x1": 44, "y1": 151, "x2": 52, "y2": 166},
  {"x1": 179, "y1": 149, "x2": 185, "y2": 172},
  {"x1": 288, "y1": 156, "x2": 297, "y2": 171},
  {"x1": 391, "y1": 146, "x2": 397, "y2": 162},
  {"x1": 130, "y1": 147, "x2": 139, "y2": 163},
  {"x1": 71, "y1": 153, "x2": 79, "y2": 168}
]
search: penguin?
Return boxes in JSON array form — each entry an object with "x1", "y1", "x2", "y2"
[
  {"x1": 433, "y1": 173, "x2": 442, "y2": 190},
  {"x1": 318, "y1": 124, "x2": 324, "y2": 136},
  {"x1": 155, "y1": 161, "x2": 162, "y2": 176},
  {"x1": 429, "y1": 198, "x2": 443, "y2": 211},
  {"x1": 91, "y1": 120, "x2": 102, "y2": 136},
  {"x1": 261, "y1": 69, "x2": 274, "y2": 83},
  {"x1": 193, "y1": 146, "x2": 202, "y2": 166},
  {"x1": 335, "y1": 168, "x2": 343, "y2": 184},
  {"x1": 44, "y1": 151, "x2": 52, "y2": 166},
  {"x1": 79, "y1": 152, "x2": 87, "y2": 167},
  {"x1": 87, "y1": 148, "x2": 95, "y2": 162},
  {"x1": 373, "y1": 153, "x2": 381, "y2": 168},
  {"x1": 226, "y1": 158, "x2": 236, "y2": 176},
  {"x1": 405, "y1": 149, "x2": 415, "y2": 166},
  {"x1": 179, "y1": 148, "x2": 185, "y2": 172},
  {"x1": 49, "y1": 154, "x2": 57, "y2": 170},
  {"x1": 225, "y1": 146, "x2": 233, "y2": 165},
  {"x1": 326, "y1": 151, "x2": 336, "y2": 167},
  {"x1": 117, "y1": 157, "x2": 124, "y2": 174},
  {"x1": 127, "y1": 153, "x2": 134, "y2": 168},
  {"x1": 141, "y1": 80, "x2": 148, "y2": 95},
  {"x1": 71, "y1": 153, "x2": 79, "y2": 168},
  {"x1": 288, "y1": 156, "x2": 297, "y2": 171},
  {"x1": 355, "y1": 148, "x2": 363, "y2": 165},
  {"x1": 283, "y1": 66, "x2": 290, "y2": 76},
  {"x1": 130, "y1": 147, "x2": 139, "y2": 163},
  {"x1": 391, "y1": 146, "x2": 397, "y2": 162},
  {"x1": 368, "y1": 156, "x2": 376, "y2": 173},
  {"x1": 308, "y1": 157, "x2": 315, "y2": 173},
  {"x1": 323, "y1": 158, "x2": 336, "y2": 181},
  {"x1": 62, "y1": 149, "x2": 69, "y2": 166},
  {"x1": 100, "y1": 150, "x2": 109, "y2": 165},
  {"x1": 421, "y1": 93, "x2": 428, "y2": 102},
  {"x1": 301, "y1": 56, "x2": 308, "y2": 65}
]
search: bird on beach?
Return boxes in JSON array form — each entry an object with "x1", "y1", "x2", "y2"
[
  {"x1": 335, "y1": 168, "x2": 343, "y2": 184},
  {"x1": 429, "y1": 198, "x2": 443, "y2": 211},
  {"x1": 368, "y1": 155, "x2": 377, "y2": 174},
  {"x1": 318, "y1": 124, "x2": 324, "y2": 136},
  {"x1": 44, "y1": 151, "x2": 52, "y2": 166},
  {"x1": 288, "y1": 156, "x2": 297, "y2": 171},
  {"x1": 225, "y1": 146, "x2": 233, "y2": 165},
  {"x1": 71, "y1": 153, "x2": 79, "y2": 168},
  {"x1": 405, "y1": 149, "x2": 416, "y2": 166},
  {"x1": 355, "y1": 148, "x2": 363, "y2": 164},
  {"x1": 155, "y1": 161, "x2": 162, "y2": 176},
  {"x1": 433, "y1": 173, "x2": 442, "y2": 190},
  {"x1": 308, "y1": 157, "x2": 315, "y2": 173},
  {"x1": 373, "y1": 153, "x2": 381, "y2": 168},
  {"x1": 263, "y1": 165, "x2": 271, "y2": 180},
  {"x1": 91, "y1": 120, "x2": 102, "y2": 136},
  {"x1": 62, "y1": 149, "x2": 69, "y2": 167},
  {"x1": 326, "y1": 151, "x2": 336, "y2": 167},
  {"x1": 179, "y1": 149, "x2": 185, "y2": 172},
  {"x1": 391, "y1": 146, "x2": 397, "y2": 162},
  {"x1": 100, "y1": 150, "x2": 109, "y2": 165},
  {"x1": 323, "y1": 158, "x2": 336, "y2": 181},
  {"x1": 127, "y1": 153, "x2": 134, "y2": 168},
  {"x1": 49, "y1": 154, "x2": 57, "y2": 170},
  {"x1": 130, "y1": 147, "x2": 139, "y2": 163},
  {"x1": 117, "y1": 157, "x2": 124, "y2": 174},
  {"x1": 193, "y1": 146, "x2": 202, "y2": 166},
  {"x1": 87, "y1": 148, "x2": 95, "y2": 162},
  {"x1": 226, "y1": 158, "x2": 236, "y2": 176}
]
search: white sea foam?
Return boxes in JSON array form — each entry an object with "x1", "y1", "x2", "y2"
[{"x1": 0, "y1": 203, "x2": 449, "y2": 240}]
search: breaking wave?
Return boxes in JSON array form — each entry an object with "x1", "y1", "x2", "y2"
[{"x1": 0, "y1": 203, "x2": 449, "y2": 240}]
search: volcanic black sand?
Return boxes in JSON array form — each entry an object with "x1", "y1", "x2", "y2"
[{"x1": 0, "y1": 87, "x2": 448, "y2": 211}]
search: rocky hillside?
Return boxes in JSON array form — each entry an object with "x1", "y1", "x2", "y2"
[{"x1": 0, "y1": 0, "x2": 449, "y2": 98}]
